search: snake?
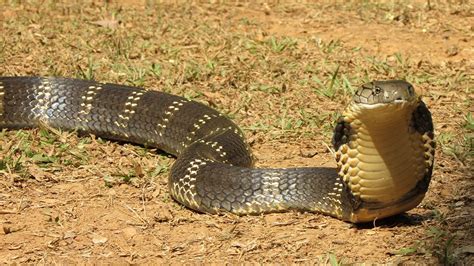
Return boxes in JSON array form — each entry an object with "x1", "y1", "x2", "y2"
[{"x1": 0, "y1": 76, "x2": 435, "y2": 223}]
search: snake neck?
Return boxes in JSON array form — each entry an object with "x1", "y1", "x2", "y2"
[{"x1": 335, "y1": 101, "x2": 435, "y2": 222}]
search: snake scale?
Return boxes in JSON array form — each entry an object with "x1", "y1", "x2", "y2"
[{"x1": 0, "y1": 77, "x2": 435, "y2": 222}]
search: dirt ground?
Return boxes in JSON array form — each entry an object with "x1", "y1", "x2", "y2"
[{"x1": 0, "y1": 1, "x2": 473, "y2": 264}]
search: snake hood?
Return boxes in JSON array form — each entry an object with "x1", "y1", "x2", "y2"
[
  {"x1": 333, "y1": 80, "x2": 435, "y2": 222},
  {"x1": 0, "y1": 77, "x2": 435, "y2": 223}
]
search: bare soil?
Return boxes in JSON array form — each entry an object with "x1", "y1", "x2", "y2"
[{"x1": 0, "y1": 1, "x2": 472, "y2": 264}]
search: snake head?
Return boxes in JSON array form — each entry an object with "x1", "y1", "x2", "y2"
[{"x1": 353, "y1": 80, "x2": 417, "y2": 105}]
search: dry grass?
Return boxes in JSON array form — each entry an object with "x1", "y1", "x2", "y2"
[{"x1": 0, "y1": 1, "x2": 472, "y2": 264}]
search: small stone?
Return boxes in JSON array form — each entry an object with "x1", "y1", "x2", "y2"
[
  {"x1": 445, "y1": 45, "x2": 459, "y2": 57},
  {"x1": 3, "y1": 226, "x2": 11, "y2": 234},
  {"x1": 300, "y1": 149, "x2": 318, "y2": 158},
  {"x1": 92, "y1": 234, "x2": 108, "y2": 245},
  {"x1": 64, "y1": 231, "x2": 76, "y2": 239},
  {"x1": 122, "y1": 227, "x2": 138, "y2": 238}
]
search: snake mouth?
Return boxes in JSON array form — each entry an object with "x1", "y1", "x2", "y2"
[
  {"x1": 350, "y1": 99, "x2": 420, "y2": 117},
  {"x1": 355, "y1": 100, "x2": 413, "y2": 110}
]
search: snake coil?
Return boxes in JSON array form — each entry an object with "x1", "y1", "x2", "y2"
[{"x1": 0, "y1": 77, "x2": 435, "y2": 222}]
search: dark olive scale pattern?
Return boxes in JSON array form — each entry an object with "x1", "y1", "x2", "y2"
[{"x1": 0, "y1": 77, "x2": 356, "y2": 218}]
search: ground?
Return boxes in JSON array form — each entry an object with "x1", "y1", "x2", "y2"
[{"x1": 0, "y1": 1, "x2": 473, "y2": 264}]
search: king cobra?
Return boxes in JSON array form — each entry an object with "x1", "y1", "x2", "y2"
[{"x1": 0, "y1": 77, "x2": 435, "y2": 223}]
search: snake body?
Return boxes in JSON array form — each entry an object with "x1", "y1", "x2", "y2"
[{"x1": 0, "y1": 77, "x2": 435, "y2": 222}]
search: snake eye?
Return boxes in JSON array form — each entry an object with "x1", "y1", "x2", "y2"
[{"x1": 373, "y1": 87, "x2": 382, "y2": 95}]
